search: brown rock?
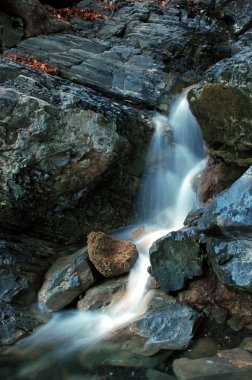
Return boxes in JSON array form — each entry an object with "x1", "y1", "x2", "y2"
[
  {"x1": 87, "y1": 231, "x2": 138, "y2": 278},
  {"x1": 173, "y1": 348, "x2": 252, "y2": 379},
  {"x1": 179, "y1": 274, "x2": 252, "y2": 327}
]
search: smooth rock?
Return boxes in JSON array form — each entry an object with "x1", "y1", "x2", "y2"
[
  {"x1": 38, "y1": 248, "x2": 95, "y2": 311},
  {"x1": 77, "y1": 276, "x2": 128, "y2": 311},
  {"x1": 87, "y1": 231, "x2": 138, "y2": 278},
  {"x1": 173, "y1": 348, "x2": 252, "y2": 380}
]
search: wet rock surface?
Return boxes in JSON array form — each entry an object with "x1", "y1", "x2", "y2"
[
  {"x1": 87, "y1": 231, "x2": 138, "y2": 277},
  {"x1": 38, "y1": 247, "x2": 95, "y2": 311},
  {"x1": 149, "y1": 228, "x2": 203, "y2": 293},
  {"x1": 0, "y1": 303, "x2": 39, "y2": 345},
  {"x1": 179, "y1": 274, "x2": 252, "y2": 328},
  {"x1": 4, "y1": 1, "x2": 231, "y2": 108},
  {"x1": 173, "y1": 348, "x2": 252, "y2": 380},
  {"x1": 0, "y1": 1, "x2": 251, "y2": 379},
  {"x1": 77, "y1": 275, "x2": 128, "y2": 311},
  {"x1": 130, "y1": 303, "x2": 200, "y2": 353},
  {"x1": 188, "y1": 29, "x2": 252, "y2": 197}
]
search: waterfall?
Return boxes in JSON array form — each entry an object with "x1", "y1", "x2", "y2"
[{"x1": 15, "y1": 90, "x2": 206, "y2": 373}]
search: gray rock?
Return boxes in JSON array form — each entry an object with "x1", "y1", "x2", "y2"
[
  {"x1": 0, "y1": 302, "x2": 39, "y2": 345},
  {"x1": 0, "y1": 231, "x2": 56, "y2": 305},
  {"x1": 130, "y1": 303, "x2": 200, "y2": 352},
  {"x1": 149, "y1": 228, "x2": 203, "y2": 293},
  {"x1": 0, "y1": 12, "x2": 24, "y2": 48},
  {"x1": 38, "y1": 248, "x2": 95, "y2": 311},
  {"x1": 197, "y1": 166, "x2": 252, "y2": 232},
  {"x1": 206, "y1": 236, "x2": 252, "y2": 293},
  {"x1": 77, "y1": 276, "x2": 128, "y2": 311},
  {"x1": 173, "y1": 348, "x2": 252, "y2": 380}
]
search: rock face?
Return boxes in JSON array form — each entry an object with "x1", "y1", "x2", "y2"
[
  {"x1": 0, "y1": 230, "x2": 57, "y2": 345},
  {"x1": 0, "y1": 58, "x2": 144, "y2": 243},
  {"x1": 0, "y1": 303, "x2": 39, "y2": 345},
  {"x1": 4, "y1": 1, "x2": 231, "y2": 108},
  {"x1": 188, "y1": 31, "x2": 252, "y2": 199},
  {"x1": 87, "y1": 231, "x2": 138, "y2": 277},
  {"x1": 149, "y1": 228, "x2": 203, "y2": 293},
  {"x1": 38, "y1": 248, "x2": 95, "y2": 311}
]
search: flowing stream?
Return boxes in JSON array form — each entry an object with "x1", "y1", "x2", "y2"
[{"x1": 15, "y1": 90, "x2": 206, "y2": 374}]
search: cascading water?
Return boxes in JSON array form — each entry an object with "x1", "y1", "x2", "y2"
[{"x1": 12, "y1": 90, "x2": 206, "y2": 375}]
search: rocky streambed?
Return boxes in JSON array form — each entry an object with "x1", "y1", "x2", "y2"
[{"x1": 0, "y1": 1, "x2": 252, "y2": 379}]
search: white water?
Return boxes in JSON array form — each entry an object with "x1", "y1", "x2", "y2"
[{"x1": 18, "y1": 90, "x2": 206, "y2": 370}]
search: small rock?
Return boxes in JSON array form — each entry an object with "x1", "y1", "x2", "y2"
[
  {"x1": 77, "y1": 276, "x2": 128, "y2": 311},
  {"x1": 87, "y1": 231, "x2": 138, "y2": 278}
]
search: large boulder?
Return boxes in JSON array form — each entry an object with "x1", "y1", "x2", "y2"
[
  {"x1": 149, "y1": 228, "x2": 203, "y2": 293},
  {"x1": 188, "y1": 32, "x2": 252, "y2": 199},
  {"x1": 0, "y1": 58, "x2": 144, "y2": 243},
  {"x1": 87, "y1": 231, "x2": 138, "y2": 277},
  {"x1": 191, "y1": 167, "x2": 252, "y2": 294}
]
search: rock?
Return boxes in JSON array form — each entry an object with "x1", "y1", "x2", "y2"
[
  {"x1": 179, "y1": 274, "x2": 252, "y2": 328},
  {"x1": 184, "y1": 337, "x2": 217, "y2": 360},
  {"x1": 197, "y1": 166, "x2": 252, "y2": 233},
  {"x1": 206, "y1": 236, "x2": 252, "y2": 293},
  {"x1": 149, "y1": 228, "x2": 203, "y2": 293},
  {"x1": 221, "y1": 0, "x2": 252, "y2": 35},
  {"x1": 0, "y1": 12, "x2": 24, "y2": 48},
  {"x1": 0, "y1": 302, "x2": 39, "y2": 345},
  {"x1": 0, "y1": 57, "x2": 144, "y2": 243},
  {"x1": 240, "y1": 337, "x2": 252, "y2": 353},
  {"x1": 77, "y1": 276, "x2": 128, "y2": 311},
  {"x1": 130, "y1": 303, "x2": 200, "y2": 353},
  {"x1": 196, "y1": 167, "x2": 252, "y2": 293},
  {"x1": 0, "y1": 230, "x2": 56, "y2": 305},
  {"x1": 38, "y1": 248, "x2": 95, "y2": 311},
  {"x1": 4, "y1": 1, "x2": 232, "y2": 108},
  {"x1": 173, "y1": 348, "x2": 252, "y2": 380},
  {"x1": 87, "y1": 231, "x2": 138, "y2": 278},
  {"x1": 146, "y1": 369, "x2": 176, "y2": 380},
  {"x1": 188, "y1": 38, "x2": 252, "y2": 196}
]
